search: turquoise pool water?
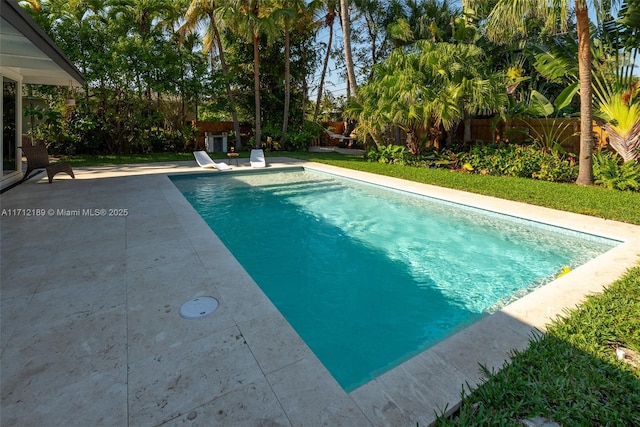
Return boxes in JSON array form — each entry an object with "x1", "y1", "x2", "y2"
[{"x1": 170, "y1": 168, "x2": 617, "y2": 391}]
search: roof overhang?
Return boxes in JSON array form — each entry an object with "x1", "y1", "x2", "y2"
[{"x1": 0, "y1": 0, "x2": 84, "y2": 86}]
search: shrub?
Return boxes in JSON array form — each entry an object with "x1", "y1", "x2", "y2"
[
  {"x1": 460, "y1": 144, "x2": 538, "y2": 177},
  {"x1": 261, "y1": 122, "x2": 283, "y2": 142},
  {"x1": 435, "y1": 150, "x2": 464, "y2": 169},
  {"x1": 408, "y1": 147, "x2": 440, "y2": 167},
  {"x1": 286, "y1": 121, "x2": 322, "y2": 151},
  {"x1": 593, "y1": 150, "x2": 640, "y2": 191},
  {"x1": 459, "y1": 144, "x2": 578, "y2": 182},
  {"x1": 533, "y1": 155, "x2": 578, "y2": 182},
  {"x1": 365, "y1": 144, "x2": 405, "y2": 164},
  {"x1": 288, "y1": 131, "x2": 314, "y2": 151}
]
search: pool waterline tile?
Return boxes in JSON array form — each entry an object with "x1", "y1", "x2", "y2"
[{"x1": 308, "y1": 168, "x2": 622, "y2": 247}]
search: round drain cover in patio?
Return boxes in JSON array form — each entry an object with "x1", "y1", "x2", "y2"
[{"x1": 179, "y1": 297, "x2": 219, "y2": 319}]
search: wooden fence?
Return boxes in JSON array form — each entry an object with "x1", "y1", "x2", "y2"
[
  {"x1": 453, "y1": 118, "x2": 609, "y2": 154},
  {"x1": 315, "y1": 118, "x2": 609, "y2": 155},
  {"x1": 196, "y1": 118, "x2": 611, "y2": 155},
  {"x1": 315, "y1": 121, "x2": 347, "y2": 146}
]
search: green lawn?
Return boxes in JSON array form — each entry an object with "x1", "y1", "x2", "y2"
[
  {"x1": 59, "y1": 151, "x2": 234, "y2": 166},
  {"x1": 62, "y1": 149, "x2": 639, "y2": 424},
  {"x1": 433, "y1": 266, "x2": 640, "y2": 426}
]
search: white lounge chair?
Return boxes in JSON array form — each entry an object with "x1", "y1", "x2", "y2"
[
  {"x1": 250, "y1": 149, "x2": 266, "y2": 168},
  {"x1": 193, "y1": 151, "x2": 231, "y2": 171}
]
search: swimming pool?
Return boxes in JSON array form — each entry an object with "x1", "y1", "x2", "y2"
[{"x1": 171, "y1": 168, "x2": 618, "y2": 391}]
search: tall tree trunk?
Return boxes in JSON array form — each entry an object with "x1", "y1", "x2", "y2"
[
  {"x1": 301, "y1": 43, "x2": 308, "y2": 125},
  {"x1": 314, "y1": 12, "x2": 334, "y2": 122},
  {"x1": 282, "y1": 17, "x2": 291, "y2": 142},
  {"x1": 340, "y1": 0, "x2": 357, "y2": 98},
  {"x1": 211, "y1": 15, "x2": 242, "y2": 149},
  {"x1": 253, "y1": 33, "x2": 262, "y2": 148},
  {"x1": 463, "y1": 110, "x2": 472, "y2": 142},
  {"x1": 575, "y1": 1, "x2": 594, "y2": 185},
  {"x1": 365, "y1": 11, "x2": 378, "y2": 69}
]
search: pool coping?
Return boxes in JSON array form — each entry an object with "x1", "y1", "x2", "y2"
[
  {"x1": 292, "y1": 162, "x2": 640, "y2": 422},
  {"x1": 2, "y1": 157, "x2": 639, "y2": 426},
  {"x1": 169, "y1": 159, "x2": 640, "y2": 424}
]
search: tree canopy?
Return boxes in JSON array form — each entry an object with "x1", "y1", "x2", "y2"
[{"x1": 20, "y1": 0, "x2": 639, "y2": 170}]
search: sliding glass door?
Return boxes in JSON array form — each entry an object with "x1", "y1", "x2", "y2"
[{"x1": 2, "y1": 76, "x2": 18, "y2": 177}]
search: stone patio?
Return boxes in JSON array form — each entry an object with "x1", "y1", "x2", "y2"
[{"x1": 1, "y1": 157, "x2": 639, "y2": 426}]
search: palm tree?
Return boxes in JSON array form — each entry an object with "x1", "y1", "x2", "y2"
[
  {"x1": 314, "y1": 0, "x2": 338, "y2": 122},
  {"x1": 463, "y1": 0, "x2": 601, "y2": 185},
  {"x1": 276, "y1": 0, "x2": 319, "y2": 142},
  {"x1": 351, "y1": 0, "x2": 385, "y2": 67},
  {"x1": 347, "y1": 46, "x2": 452, "y2": 152},
  {"x1": 110, "y1": 0, "x2": 173, "y2": 41},
  {"x1": 339, "y1": 0, "x2": 357, "y2": 98},
  {"x1": 603, "y1": 0, "x2": 640, "y2": 84},
  {"x1": 280, "y1": 2, "x2": 294, "y2": 142},
  {"x1": 422, "y1": 41, "x2": 507, "y2": 145},
  {"x1": 224, "y1": 0, "x2": 279, "y2": 148},
  {"x1": 574, "y1": 2, "x2": 595, "y2": 185},
  {"x1": 110, "y1": 0, "x2": 175, "y2": 99},
  {"x1": 346, "y1": 41, "x2": 506, "y2": 151},
  {"x1": 181, "y1": 0, "x2": 242, "y2": 149},
  {"x1": 412, "y1": 0, "x2": 458, "y2": 43}
]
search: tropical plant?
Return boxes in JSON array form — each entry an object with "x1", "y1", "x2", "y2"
[
  {"x1": 521, "y1": 84, "x2": 579, "y2": 155},
  {"x1": 532, "y1": 154, "x2": 579, "y2": 182},
  {"x1": 464, "y1": 0, "x2": 600, "y2": 185},
  {"x1": 595, "y1": 82, "x2": 640, "y2": 162},
  {"x1": 591, "y1": 1, "x2": 640, "y2": 163},
  {"x1": 287, "y1": 122, "x2": 322, "y2": 150},
  {"x1": 23, "y1": 0, "x2": 209, "y2": 154},
  {"x1": 346, "y1": 40, "x2": 506, "y2": 152},
  {"x1": 524, "y1": 118, "x2": 575, "y2": 156},
  {"x1": 365, "y1": 144, "x2": 405, "y2": 163},
  {"x1": 515, "y1": 6, "x2": 640, "y2": 162},
  {"x1": 434, "y1": 150, "x2": 465, "y2": 169},
  {"x1": 593, "y1": 150, "x2": 640, "y2": 191},
  {"x1": 601, "y1": 0, "x2": 640, "y2": 85},
  {"x1": 346, "y1": 47, "x2": 434, "y2": 152}
]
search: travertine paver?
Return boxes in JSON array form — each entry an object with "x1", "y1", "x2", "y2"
[{"x1": 1, "y1": 159, "x2": 639, "y2": 426}]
